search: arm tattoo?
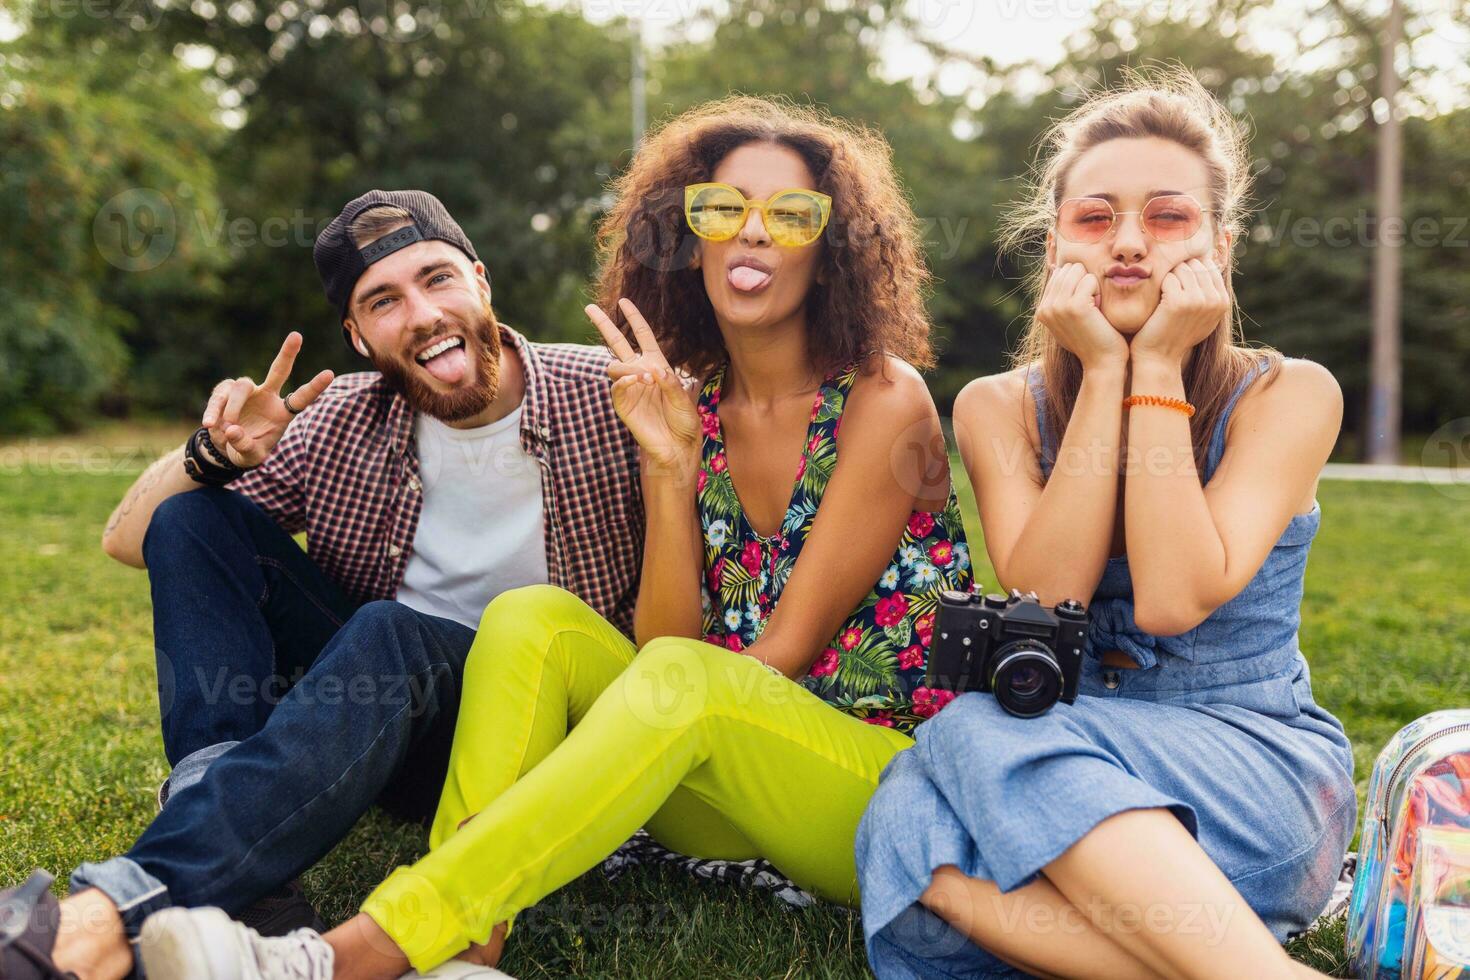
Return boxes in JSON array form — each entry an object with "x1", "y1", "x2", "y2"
[{"x1": 105, "y1": 447, "x2": 182, "y2": 536}]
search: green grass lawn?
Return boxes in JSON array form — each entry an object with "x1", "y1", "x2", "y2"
[{"x1": 2, "y1": 424, "x2": 1467, "y2": 977}]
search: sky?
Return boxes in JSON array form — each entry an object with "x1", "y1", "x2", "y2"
[
  {"x1": 4, "y1": 0, "x2": 1465, "y2": 112},
  {"x1": 563, "y1": 0, "x2": 1090, "y2": 72},
  {"x1": 564, "y1": 0, "x2": 1469, "y2": 114},
  {"x1": 0, "y1": 1, "x2": 1093, "y2": 61}
]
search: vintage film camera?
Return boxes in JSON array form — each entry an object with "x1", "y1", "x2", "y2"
[{"x1": 925, "y1": 587, "x2": 1089, "y2": 717}]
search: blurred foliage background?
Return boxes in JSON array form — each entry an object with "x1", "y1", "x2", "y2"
[{"x1": 3, "y1": 0, "x2": 1467, "y2": 455}]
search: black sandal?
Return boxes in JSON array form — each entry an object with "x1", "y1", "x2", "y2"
[{"x1": 0, "y1": 871, "x2": 78, "y2": 979}]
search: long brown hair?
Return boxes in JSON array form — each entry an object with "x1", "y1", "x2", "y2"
[
  {"x1": 1000, "y1": 66, "x2": 1281, "y2": 477},
  {"x1": 593, "y1": 95, "x2": 934, "y2": 380}
]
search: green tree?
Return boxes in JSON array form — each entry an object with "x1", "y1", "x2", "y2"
[
  {"x1": 0, "y1": 2, "x2": 223, "y2": 431},
  {"x1": 934, "y1": 0, "x2": 1470, "y2": 446},
  {"x1": 648, "y1": 0, "x2": 1006, "y2": 398},
  {"x1": 132, "y1": 0, "x2": 635, "y2": 406},
  {"x1": 5, "y1": 0, "x2": 1465, "y2": 446}
]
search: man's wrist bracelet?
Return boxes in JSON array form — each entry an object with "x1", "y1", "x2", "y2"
[{"x1": 182, "y1": 427, "x2": 245, "y2": 486}]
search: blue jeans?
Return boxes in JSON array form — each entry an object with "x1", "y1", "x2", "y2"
[
  {"x1": 142, "y1": 487, "x2": 360, "y2": 767},
  {"x1": 70, "y1": 489, "x2": 475, "y2": 948}
]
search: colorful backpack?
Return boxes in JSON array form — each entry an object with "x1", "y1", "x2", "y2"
[{"x1": 1349, "y1": 710, "x2": 1470, "y2": 978}]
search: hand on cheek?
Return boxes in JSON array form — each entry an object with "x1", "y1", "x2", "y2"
[
  {"x1": 1130, "y1": 257, "x2": 1230, "y2": 365},
  {"x1": 1036, "y1": 262, "x2": 1130, "y2": 370}
]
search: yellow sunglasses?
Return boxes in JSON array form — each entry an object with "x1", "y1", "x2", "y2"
[{"x1": 683, "y1": 182, "x2": 832, "y2": 248}]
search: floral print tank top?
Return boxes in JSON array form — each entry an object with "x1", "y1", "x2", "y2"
[{"x1": 696, "y1": 360, "x2": 972, "y2": 735}]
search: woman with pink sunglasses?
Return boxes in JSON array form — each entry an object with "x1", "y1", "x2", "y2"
[{"x1": 856, "y1": 70, "x2": 1355, "y2": 980}]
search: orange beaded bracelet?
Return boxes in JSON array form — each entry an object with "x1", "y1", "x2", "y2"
[{"x1": 1123, "y1": 394, "x2": 1196, "y2": 417}]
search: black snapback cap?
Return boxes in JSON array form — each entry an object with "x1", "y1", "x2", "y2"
[{"x1": 313, "y1": 189, "x2": 482, "y2": 349}]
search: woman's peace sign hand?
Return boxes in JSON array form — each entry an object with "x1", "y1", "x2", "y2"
[{"x1": 584, "y1": 298, "x2": 702, "y2": 477}]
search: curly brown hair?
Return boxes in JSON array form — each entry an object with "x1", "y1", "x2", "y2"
[{"x1": 593, "y1": 95, "x2": 935, "y2": 381}]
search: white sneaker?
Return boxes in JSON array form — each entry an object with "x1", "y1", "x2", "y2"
[{"x1": 137, "y1": 906, "x2": 333, "y2": 980}]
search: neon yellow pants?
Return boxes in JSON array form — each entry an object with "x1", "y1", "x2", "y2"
[{"x1": 361, "y1": 584, "x2": 914, "y2": 971}]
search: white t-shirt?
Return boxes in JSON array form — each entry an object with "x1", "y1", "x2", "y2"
[{"x1": 395, "y1": 406, "x2": 550, "y2": 629}]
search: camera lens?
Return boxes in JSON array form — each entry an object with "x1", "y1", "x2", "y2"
[
  {"x1": 1009, "y1": 664, "x2": 1047, "y2": 698},
  {"x1": 989, "y1": 643, "x2": 1063, "y2": 718}
]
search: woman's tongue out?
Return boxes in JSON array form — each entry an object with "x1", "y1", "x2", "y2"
[
  {"x1": 728, "y1": 262, "x2": 773, "y2": 293},
  {"x1": 420, "y1": 342, "x2": 468, "y2": 385}
]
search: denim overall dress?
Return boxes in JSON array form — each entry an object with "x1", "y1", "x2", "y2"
[{"x1": 854, "y1": 358, "x2": 1357, "y2": 978}]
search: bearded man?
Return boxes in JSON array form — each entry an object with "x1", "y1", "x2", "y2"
[{"x1": 2, "y1": 190, "x2": 641, "y2": 980}]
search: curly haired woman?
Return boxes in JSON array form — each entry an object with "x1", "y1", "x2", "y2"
[{"x1": 134, "y1": 96, "x2": 973, "y2": 979}]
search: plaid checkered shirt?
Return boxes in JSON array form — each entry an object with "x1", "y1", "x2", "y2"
[{"x1": 231, "y1": 325, "x2": 644, "y2": 636}]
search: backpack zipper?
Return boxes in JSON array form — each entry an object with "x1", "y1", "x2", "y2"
[{"x1": 1379, "y1": 722, "x2": 1470, "y2": 825}]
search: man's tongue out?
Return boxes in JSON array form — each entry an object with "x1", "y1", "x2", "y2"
[{"x1": 421, "y1": 344, "x2": 467, "y2": 384}]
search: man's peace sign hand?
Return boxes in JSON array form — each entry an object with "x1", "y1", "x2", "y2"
[{"x1": 201, "y1": 332, "x2": 335, "y2": 469}]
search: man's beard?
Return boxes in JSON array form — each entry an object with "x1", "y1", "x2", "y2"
[{"x1": 367, "y1": 300, "x2": 503, "y2": 423}]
